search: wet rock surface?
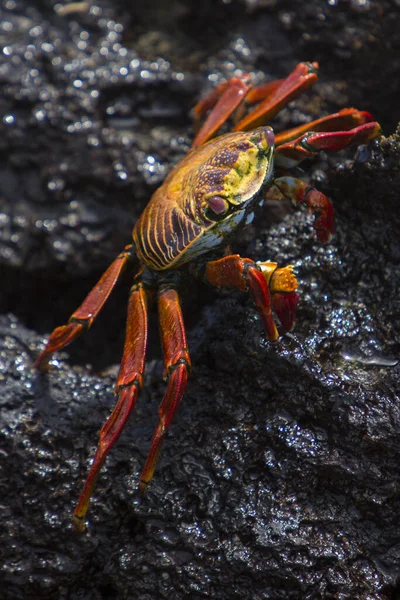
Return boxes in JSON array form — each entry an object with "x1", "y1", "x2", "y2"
[{"x1": 1, "y1": 1, "x2": 400, "y2": 599}]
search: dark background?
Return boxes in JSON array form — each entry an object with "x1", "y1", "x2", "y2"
[{"x1": 1, "y1": 0, "x2": 400, "y2": 598}]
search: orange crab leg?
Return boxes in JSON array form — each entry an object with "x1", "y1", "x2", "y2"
[
  {"x1": 193, "y1": 80, "x2": 230, "y2": 128},
  {"x1": 192, "y1": 78, "x2": 283, "y2": 128},
  {"x1": 192, "y1": 79, "x2": 284, "y2": 145},
  {"x1": 73, "y1": 282, "x2": 149, "y2": 531},
  {"x1": 243, "y1": 79, "x2": 285, "y2": 106},
  {"x1": 138, "y1": 286, "x2": 191, "y2": 495},
  {"x1": 192, "y1": 77, "x2": 252, "y2": 147},
  {"x1": 34, "y1": 245, "x2": 134, "y2": 372},
  {"x1": 275, "y1": 121, "x2": 381, "y2": 168},
  {"x1": 233, "y1": 62, "x2": 319, "y2": 132},
  {"x1": 192, "y1": 62, "x2": 319, "y2": 147},
  {"x1": 229, "y1": 79, "x2": 285, "y2": 129},
  {"x1": 204, "y1": 255, "x2": 299, "y2": 338}
]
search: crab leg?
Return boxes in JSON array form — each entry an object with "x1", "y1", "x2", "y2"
[
  {"x1": 138, "y1": 286, "x2": 191, "y2": 495},
  {"x1": 192, "y1": 78, "x2": 285, "y2": 145},
  {"x1": 73, "y1": 282, "x2": 149, "y2": 531},
  {"x1": 274, "y1": 121, "x2": 381, "y2": 169},
  {"x1": 192, "y1": 77, "x2": 252, "y2": 147},
  {"x1": 192, "y1": 78, "x2": 285, "y2": 127},
  {"x1": 192, "y1": 62, "x2": 318, "y2": 147},
  {"x1": 204, "y1": 255, "x2": 299, "y2": 337},
  {"x1": 230, "y1": 79, "x2": 285, "y2": 129},
  {"x1": 192, "y1": 79, "x2": 248, "y2": 130},
  {"x1": 274, "y1": 107, "x2": 374, "y2": 146},
  {"x1": 34, "y1": 245, "x2": 134, "y2": 372},
  {"x1": 243, "y1": 79, "x2": 285, "y2": 106},
  {"x1": 256, "y1": 261, "x2": 299, "y2": 331},
  {"x1": 233, "y1": 62, "x2": 319, "y2": 131},
  {"x1": 267, "y1": 177, "x2": 335, "y2": 243}
]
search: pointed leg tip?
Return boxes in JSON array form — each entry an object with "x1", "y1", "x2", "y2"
[
  {"x1": 138, "y1": 480, "x2": 148, "y2": 497},
  {"x1": 73, "y1": 513, "x2": 87, "y2": 533}
]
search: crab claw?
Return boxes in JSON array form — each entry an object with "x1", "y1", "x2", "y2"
[
  {"x1": 257, "y1": 262, "x2": 299, "y2": 332},
  {"x1": 268, "y1": 177, "x2": 335, "y2": 244},
  {"x1": 306, "y1": 188, "x2": 335, "y2": 243},
  {"x1": 272, "y1": 291, "x2": 299, "y2": 331}
]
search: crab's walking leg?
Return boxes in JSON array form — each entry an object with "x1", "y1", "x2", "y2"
[
  {"x1": 234, "y1": 62, "x2": 319, "y2": 132},
  {"x1": 138, "y1": 286, "x2": 191, "y2": 495},
  {"x1": 204, "y1": 255, "x2": 299, "y2": 338},
  {"x1": 267, "y1": 177, "x2": 335, "y2": 243},
  {"x1": 192, "y1": 78, "x2": 283, "y2": 130},
  {"x1": 192, "y1": 62, "x2": 318, "y2": 147},
  {"x1": 271, "y1": 116, "x2": 381, "y2": 241},
  {"x1": 274, "y1": 107, "x2": 374, "y2": 146},
  {"x1": 192, "y1": 77, "x2": 252, "y2": 147},
  {"x1": 34, "y1": 245, "x2": 134, "y2": 372},
  {"x1": 73, "y1": 282, "x2": 149, "y2": 531},
  {"x1": 274, "y1": 121, "x2": 381, "y2": 169}
]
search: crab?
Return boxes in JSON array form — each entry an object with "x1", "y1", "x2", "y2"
[{"x1": 34, "y1": 62, "x2": 381, "y2": 530}]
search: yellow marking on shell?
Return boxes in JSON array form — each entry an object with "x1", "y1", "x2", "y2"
[
  {"x1": 221, "y1": 145, "x2": 258, "y2": 196},
  {"x1": 212, "y1": 137, "x2": 272, "y2": 206}
]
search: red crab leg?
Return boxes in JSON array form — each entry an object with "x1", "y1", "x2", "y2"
[
  {"x1": 34, "y1": 245, "x2": 134, "y2": 372},
  {"x1": 233, "y1": 62, "x2": 319, "y2": 132},
  {"x1": 73, "y1": 282, "x2": 149, "y2": 531},
  {"x1": 204, "y1": 255, "x2": 299, "y2": 337},
  {"x1": 138, "y1": 286, "x2": 191, "y2": 495},
  {"x1": 192, "y1": 77, "x2": 252, "y2": 147},
  {"x1": 267, "y1": 177, "x2": 335, "y2": 243},
  {"x1": 192, "y1": 78, "x2": 283, "y2": 126},
  {"x1": 221, "y1": 79, "x2": 285, "y2": 132},
  {"x1": 193, "y1": 80, "x2": 232, "y2": 128},
  {"x1": 192, "y1": 62, "x2": 319, "y2": 147},
  {"x1": 274, "y1": 121, "x2": 381, "y2": 169},
  {"x1": 274, "y1": 107, "x2": 373, "y2": 147}
]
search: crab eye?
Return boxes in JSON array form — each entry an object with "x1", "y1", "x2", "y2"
[
  {"x1": 208, "y1": 195, "x2": 229, "y2": 215},
  {"x1": 265, "y1": 128, "x2": 275, "y2": 147}
]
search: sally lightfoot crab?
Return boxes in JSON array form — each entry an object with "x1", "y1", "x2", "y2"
[{"x1": 34, "y1": 62, "x2": 381, "y2": 530}]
